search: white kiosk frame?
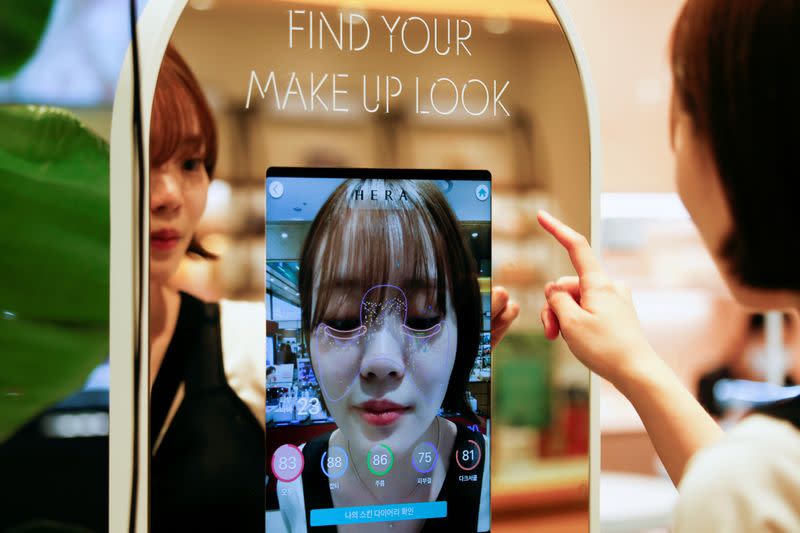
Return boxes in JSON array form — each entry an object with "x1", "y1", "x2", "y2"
[{"x1": 109, "y1": 1, "x2": 602, "y2": 530}]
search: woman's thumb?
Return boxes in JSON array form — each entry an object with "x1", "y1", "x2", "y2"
[{"x1": 545, "y1": 284, "x2": 583, "y2": 329}]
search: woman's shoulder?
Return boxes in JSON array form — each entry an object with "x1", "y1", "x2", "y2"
[
  {"x1": 684, "y1": 414, "x2": 800, "y2": 474},
  {"x1": 218, "y1": 299, "x2": 265, "y2": 428},
  {"x1": 449, "y1": 419, "x2": 489, "y2": 445},
  {"x1": 674, "y1": 414, "x2": 800, "y2": 532},
  {"x1": 305, "y1": 430, "x2": 333, "y2": 448}
]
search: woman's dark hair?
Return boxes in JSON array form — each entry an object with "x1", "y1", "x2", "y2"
[
  {"x1": 151, "y1": 43, "x2": 218, "y2": 259},
  {"x1": 670, "y1": 0, "x2": 799, "y2": 290},
  {"x1": 298, "y1": 179, "x2": 481, "y2": 420}
]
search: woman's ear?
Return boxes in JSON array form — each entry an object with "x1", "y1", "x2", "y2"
[
  {"x1": 669, "y1": 91, "x2": 678, "y2": 151},
  {"x1": 670, "y1": 92, "x2": 695, "y2": 154}
]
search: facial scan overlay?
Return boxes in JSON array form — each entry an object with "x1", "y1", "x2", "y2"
[
  {"x1": 313, "y1": 284, "x2": 452, "y2": 407},
  {"x1": 266, "y1": 170, "x2": 491, "y2": 532}
]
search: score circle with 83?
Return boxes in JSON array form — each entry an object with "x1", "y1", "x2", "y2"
[{"x1": 271, "y1": 444, "x2": 305, "y2": 482}]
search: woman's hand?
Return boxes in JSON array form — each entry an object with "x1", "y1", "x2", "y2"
[
  {"x1": 537, "y1": 210, "x2": 658, "y2": 387},
  {"x1": 537, "y1": 210, "x2": 724, "y2": 486},
  {"x1": 491, "y1": 287, "x2": 520, "y2": 348}
]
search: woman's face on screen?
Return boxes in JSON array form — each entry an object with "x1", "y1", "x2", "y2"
[{"x1": 310, "y1": 282, "x2": 458, "y2": 455}]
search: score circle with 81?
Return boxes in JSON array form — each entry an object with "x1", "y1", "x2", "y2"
[{"x1": 455, "y1": 439, "x2": 482, "y2": 471}]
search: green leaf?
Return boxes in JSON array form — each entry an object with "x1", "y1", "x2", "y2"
[
  {"x1": 0, "y1": 1, "x2": 54, "y2": 77},
  {"x1": 0, "y1": 318, "x2": 106, "y2": 440},
  {"x1": 0, "y1": 105, "x2": 109, "y2": 441}
]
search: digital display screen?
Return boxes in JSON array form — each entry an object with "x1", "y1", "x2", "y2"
[{"x1": 266, "y1": 168, "x2": 491, "y2": 532}]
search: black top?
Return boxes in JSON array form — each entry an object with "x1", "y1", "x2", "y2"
[
  {"x1": 149, "y1": 292, "x2": 265, "y2": 532},
  {"x1": 299, "y1": 422, "x2": 487, "y2": 532},
  {"x1": 698, "y1": 366, "x2": 797, "y2": 417},
  {"x1": 756, "y1": 394, "x2": 800, "y2": 430}
]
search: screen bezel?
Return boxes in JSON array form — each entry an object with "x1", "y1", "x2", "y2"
[
  {"x1": 267, "y1": 167, "x2": 492, "y2": 182},
  {"x1": 265, "y1": 167, "x2": 493, "y2": 530}
]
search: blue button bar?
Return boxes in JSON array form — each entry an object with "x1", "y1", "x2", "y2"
[{"x1": 310, "y1": 501, "x2": 447, "y2": 526}]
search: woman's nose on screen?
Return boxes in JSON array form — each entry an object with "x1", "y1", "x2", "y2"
[{"x1": 359, "y1": 323, "x2": 405, "y2": 381}]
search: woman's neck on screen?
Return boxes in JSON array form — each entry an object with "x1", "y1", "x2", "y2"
[{"x1": 333, "y1": 417, "x2": 453, "y2": 504}]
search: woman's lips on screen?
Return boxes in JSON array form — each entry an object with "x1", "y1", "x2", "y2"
[
  {"x1": 151, "y1": 228, "x2": 181, "y2": 251},
  {"x1": 356, "y1": 399, "x2": 411, "y2": 426}
]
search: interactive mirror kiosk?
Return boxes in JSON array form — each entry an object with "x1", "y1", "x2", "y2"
[{"x1": 111, "y1": 1, "x2": 600, "y2": 531}]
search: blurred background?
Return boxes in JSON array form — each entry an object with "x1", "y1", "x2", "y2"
[
  {"x1": 4, "y1": 1, "x2": 796, "y2": 532},
  {"x1": 569, "y1": 2, "x2": 800, "y2": 532}
]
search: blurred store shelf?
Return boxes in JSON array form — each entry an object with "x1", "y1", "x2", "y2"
[{"x1": 495, "y1": 457, "x2": 589, "y2": 511}]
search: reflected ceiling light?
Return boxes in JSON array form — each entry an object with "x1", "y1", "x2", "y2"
[
  {"x1": 41, "y1": 412, "x2": 109, "y2": 438},
  {"x1": 342, "y1": 6, "x2": 368, "y2": 24},
  {"x1": 471, "y1": 232, "x2": 479, "y2": 238},
  {"x1": 484, "y1": 17, "x2": 511, "y2": 35},
  {"x1": 189, "y1": 0, "x2": 214, "y2": 11},
  {"x1": 206, "y1": 179, "x2": 231, "y2": 215},
  {"x1": 281, "y1": 232, "x2": 289, "y2": 239},
  {"x1": 601, "y1": 193, "x2": 690, "y2": 220}
]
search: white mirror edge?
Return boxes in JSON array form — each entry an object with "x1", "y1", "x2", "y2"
[
  {"x1": 546, "y1": 1, "x2": 603, "y2": 531},
  {"x1": 110, "y1": 1, "x2": 188, "y2": 532}
]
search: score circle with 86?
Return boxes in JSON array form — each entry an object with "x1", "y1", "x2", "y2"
[{"x1": 366, "y1": 443, "x2": 395, "y2": 476}]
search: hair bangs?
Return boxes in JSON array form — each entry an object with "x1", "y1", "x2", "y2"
[
  {"x1": 308, "y1": 180, "x2": 451, "y2": 330},
  {"x1": 150, "y1": 44, "x2": 218, "y2": 175},
  {"x1": 298, "y1": 177, "x2": 482, "y2": 420}
]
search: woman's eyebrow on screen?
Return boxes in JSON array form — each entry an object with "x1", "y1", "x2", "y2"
[
  {"x1": 315, "y1": 278, "x2": 440, "y2": 292},
  {"x1": 316, "y1": 279, "x2": 362, "y2": 291}
]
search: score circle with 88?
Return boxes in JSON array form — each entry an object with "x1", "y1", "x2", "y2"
[
  {"x1": 321, "y1": 445, "x2": 349, "y2": 479},
  {"x1": 271, "y1": 444, "x2": 304, "y2": 482}
]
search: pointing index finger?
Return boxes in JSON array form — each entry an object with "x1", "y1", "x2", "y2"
[{"x1": 537, "y1": 210, "x2": 605, "y2": 282}]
